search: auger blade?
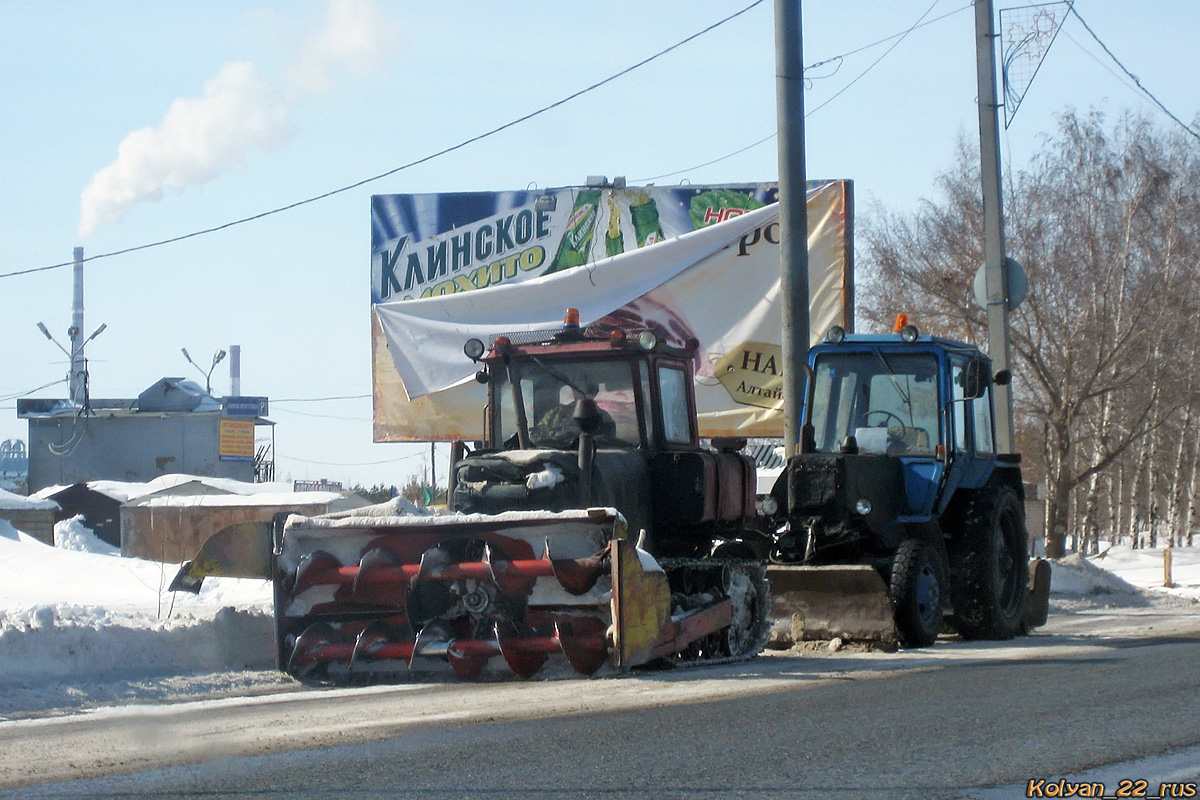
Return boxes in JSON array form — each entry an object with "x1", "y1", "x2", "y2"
[
  {"x1": 446, "y1": 642, "x2": 489, "y2": 679},
  {"x1": 495, "y1": 619, "x2": 548, "y2": 678},
  {"x1": 287, "y1": 622, "x2": 351, "y2": 677},
  {"x1": 555, "y1": 616, "x2": 610, "y2": 676},
  {"x1": 354, "y1": 546, "x2": 403, "y2": 595},
  {"x1": 407, "y1": 546, "x2": 459, "y2": 625},
  {"x1": 349, "y1": 620, "x2": 400, "y2": 676},
  {"x1": 543, "y1": 539, "x2": 609, "y2": 595},
  {"x1": 292, "y1": 550, "x2": 342, "y2": 595}
]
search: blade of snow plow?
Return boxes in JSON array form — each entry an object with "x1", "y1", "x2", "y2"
[
  {"x1": 765, "y1": 564, "x2": 897, "y2": 645},
  {"x1": 168, "y1": 521, "x2": 273, "y2": 593}
]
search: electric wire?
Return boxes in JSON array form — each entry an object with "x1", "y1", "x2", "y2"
[
  {"x1": 280, "y1": 452, "x2": 423, "y2": 467},
  {"x1": 0, "y1": 379, "x2": 67, "y2": 403},
  {"x1": 1068, "y1": 6, "x2": 1200, "y2": 142},
  {"x1": 0, "y1": 1, "x2": 766, "y2": 282},
  {"x1": 637, "y1": 0, "x2": 955, "y2": 182}
]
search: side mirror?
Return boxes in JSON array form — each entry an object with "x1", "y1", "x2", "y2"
[{"x1": 963, "y1": 360, "x2": 990, "y2": 399}]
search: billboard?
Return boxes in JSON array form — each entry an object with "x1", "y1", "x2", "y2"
[{"x1": 371, "y1": 181, "x2": 852, "y2": 441}]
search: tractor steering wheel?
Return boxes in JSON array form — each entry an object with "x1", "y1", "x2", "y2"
[{"x1": 862, "y1": 409, "x2": 908, "y2": 432}]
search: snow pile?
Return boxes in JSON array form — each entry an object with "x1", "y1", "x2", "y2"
[
  {"x1": 0, "y1": 517, "x2": 274, "y2": 691},
  {"x1": 1050, "y1": 544, "x2": 1200, "y2": 602},
  {"x1": 1049, "y1": 552, "x2": 1144, "y2": 596},
  {"x1": 53, "y1": 515, "x2": 119, "y2": 555}
]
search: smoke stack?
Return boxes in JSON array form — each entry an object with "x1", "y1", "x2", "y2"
[{"x1": 230, "y1": 345, "x2": 241, "y2": 397}]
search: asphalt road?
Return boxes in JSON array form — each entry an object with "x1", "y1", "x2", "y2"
[{"x1": 4, "y1": 633, "x2": 1199, "y2": 799}]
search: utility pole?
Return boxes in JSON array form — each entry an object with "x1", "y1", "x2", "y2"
[
  {"x1": 69, "y1": 247, "x2": 87, "y2": 407},
  {"x1": 975, "y1": 0, "x2": 1016, "y2": 454},
  {"x1": 776, "y1": 0, "x2": 810, "y2": 457}
]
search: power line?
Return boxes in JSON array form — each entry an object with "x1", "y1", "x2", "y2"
[
  {"x1": 279, "y1": 452, "x2": 423, "y2": 467},
  {"x1": 273, "y1": 394, "x2": 371, "y2": 403},
  {"x1": 638, "y1": 1, "x2": 959, "y2": 182},
  {"x1": 1068, "y1": 5, "x2": 1200, "y2": 143},
  {"x1": 0, "y1": 1, "x2": 766, "y2": 282},
  {"x1": 0, "y1": 379, "x2": 67, "y2": 403}
]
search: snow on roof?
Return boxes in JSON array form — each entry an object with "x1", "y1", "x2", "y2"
[
  {"x1": 32, "y1": 475, "x2": 329, "y2": 504},
  {"x1": 0, "y1": 488, "x2": 58, "y2": 512},
  {"x1": 128, "y1": 491, "x2": 355, "y2": 509}
]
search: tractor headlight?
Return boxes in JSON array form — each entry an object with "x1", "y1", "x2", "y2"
[
  {"x1": 637, "y1": 330, "x2": 659, "y2": 351},
  {"x1": 760, "y1": 496, "x2": 779, "y2": 516},
  {"x1": 464, "y1": 338, "x2": 486, "y2": 360},
  {"x1": 855, "y1": 499, "x2": 872, "y2": 516},
  {"x1": 826, "y1": 325, "x2": 846, "y2": 344},
  {"x1": 900, "y1": 325, "x2": 920, "y2": 344}
]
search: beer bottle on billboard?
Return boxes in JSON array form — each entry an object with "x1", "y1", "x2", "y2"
[
  {"x1": 630, "y1": 189, "x2": 664, "y2": 247},
  {"x1": 547, "y1": 189, "x2": 601, "y2": 273},
  {"x1": 604, "y1": 194, "x2": 625, "y2": 257}
]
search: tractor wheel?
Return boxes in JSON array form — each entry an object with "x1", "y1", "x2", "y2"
[
  {"x1": 949, "y1": 487, "x2": 1029, "y2": 640},
  {"x1": 889, "y1": 538, "x2": 946, "y2": 648}
]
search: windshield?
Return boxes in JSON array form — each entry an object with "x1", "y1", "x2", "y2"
[
  {"x1": 495, "y1": 357, "x2": 641, "y2": 449},
  {"x1": 809, "y1": 350, "x2": 940, "y2": 456}
]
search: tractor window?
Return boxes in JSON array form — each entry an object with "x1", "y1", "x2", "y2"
[
  {"x1": 951, "y1": 363, "x2": 968, "y2": 453},
  {"x1": 639, "y1": 360, "x2": 656, "y2": 445},
  {"x1": 810, "y1": 351, "x2": 939, "y2": 456},
  {"x1": 658, "y1": 365, "x2": 693, "y2": 445},
  {"x1": 973, "y1": 383, "x2": 995, "y2": 454},
  {"x1": 495, "y1": 358, "x2": 641, "y2": 449}
]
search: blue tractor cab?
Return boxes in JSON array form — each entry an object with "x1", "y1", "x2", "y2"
[{"x1": 764, "y1": 322, "x2": 1048, "y2": 648}]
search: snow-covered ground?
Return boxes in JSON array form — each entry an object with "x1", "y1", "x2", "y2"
[{"x1": 1, "y1": 515, "x2": 1197, "y2": 721}]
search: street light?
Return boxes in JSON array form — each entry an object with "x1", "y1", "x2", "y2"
[
  {"x1": 36, "y1": 321, "x2": 107, "y2": 406},
  {"x1": 181, "y1": 347, "x2": 227, "y2": 395}
]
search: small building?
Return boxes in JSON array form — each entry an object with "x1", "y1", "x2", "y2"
[
  {"x1": 0, "y1": 487, "x2": 59, "y2": 545},
  {"x1": 18, "y1": 379, "x2": 273, "y2": 493},
  {"x1": 120, "y1": 482, "x2": 369, "y2": 562},
  {"x1": 31, "y1": 480, "x2": 157, "y2": 548}
]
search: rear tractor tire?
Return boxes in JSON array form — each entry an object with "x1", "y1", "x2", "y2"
[
  {"x1": 949, "y1": 487, "x2": 1029, "y2": 640},
  {"x1": 889, "y1": 538, "x2": 946, "y2": 648}
]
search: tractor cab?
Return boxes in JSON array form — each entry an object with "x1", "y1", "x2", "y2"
[
  {"x1": 770, "y1": 320, "x2": 1014, "y2": 564},
  {"x1": 453, "y1": 310, "x2": 759, "y2": 559},
  {"x1": 804, "y1": 322, "x2": 1009, "y2": 518}
]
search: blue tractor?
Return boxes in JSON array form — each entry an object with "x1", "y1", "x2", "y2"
[{"x1": 762, "y1": 321, "x2": 1051, "y2": 648}]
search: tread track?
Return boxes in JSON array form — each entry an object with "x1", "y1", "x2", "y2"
[{"x1": 657, "y1": 558, "x2": 771, "y2": 669}]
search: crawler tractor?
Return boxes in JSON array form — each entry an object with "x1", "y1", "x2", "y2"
[
  {"x1": 762, "y1": 320, "x2": 1051, "y2": 648},
  {"x1": 174, "y1": 311, "x2": 770, "y2": 680}
]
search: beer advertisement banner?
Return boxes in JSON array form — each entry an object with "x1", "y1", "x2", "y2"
[{"x1": 371, "y1": 180, "x2": 851, "y2": 441}]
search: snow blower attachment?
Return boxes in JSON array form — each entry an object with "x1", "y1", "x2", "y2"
[{"x1": 175, "y1": 506, "x2": 757, "y2": 680}]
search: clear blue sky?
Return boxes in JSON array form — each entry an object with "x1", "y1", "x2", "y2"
[{"x1": 1, "y1": 1, "x2": 1196, "y2": 488}]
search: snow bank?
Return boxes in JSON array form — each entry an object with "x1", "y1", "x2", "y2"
[
  {"x1": 0, "y1": 517, "x2": 273, "y2": 694},
  {"x1": 1050, "y1": 544, "x2": 1200, "y2": 602}
]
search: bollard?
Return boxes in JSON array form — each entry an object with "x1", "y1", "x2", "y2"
[{"x1": 1164, "y1": 547, "x2": 1175, "y2": 588}]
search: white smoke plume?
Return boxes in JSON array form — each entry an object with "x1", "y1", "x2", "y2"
[{"x1": 78, "y1": 0, "x2": 398, "y2": 239}]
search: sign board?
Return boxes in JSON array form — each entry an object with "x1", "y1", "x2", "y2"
[
  {"x1": 218, "y1": 419, "x2": 255, "y2": 462},
  {"x1": 294, "y1": 479, "x2": 344, "y2": 492},
  {"x1": 371, "y1": 181, "x2": 853, "y2": 441},
  {"x1": 222, "y1": 396, "x2": 269, "y2": 417}
]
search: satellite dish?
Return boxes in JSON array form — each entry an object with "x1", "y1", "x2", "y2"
[{"x1": 973, "y1": 257, "x2": 1027, "y2": 311}]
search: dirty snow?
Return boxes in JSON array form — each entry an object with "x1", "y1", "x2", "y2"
[{"x1": 0, "y1": 511, "x2": 1197, "y2": 721}]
